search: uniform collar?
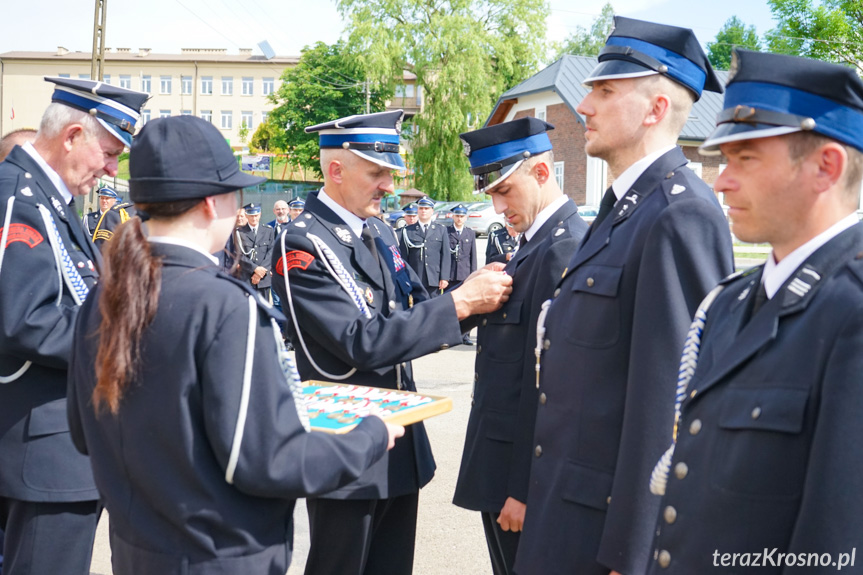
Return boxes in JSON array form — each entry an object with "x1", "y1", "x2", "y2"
[
  {"x1": 21, "y1": 141, "x2": 73, "y2": 204},
  {"x1": 524, "y1": 194, "x2": 568, "y2": 242},
  {"x1": 148, "y1": 236, "x2": 220, "y2": 265},
  {"x1": 611, "y1": 144, "x2": 677, "y2": 201},
  {"x1": 317, "y1": 187, "x2": 365, "y2": 237},
  {"x1": 761, "y1": 212, "x2": 859, "y2": 299}
]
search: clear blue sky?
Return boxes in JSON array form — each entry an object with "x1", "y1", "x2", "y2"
[{"x1": 2, "y1": 0, "x2": 777, "y2": 58}]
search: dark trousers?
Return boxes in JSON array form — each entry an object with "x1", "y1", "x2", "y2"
[
  {"x1": 482, "y1": 511, "x2": 520, "y2": 575},
  {"x1": 304, "y1": 493, "x2": 419, "y2": 575},
  {"x1": 0, "y1": 497, "x2": 99, "y2": 575}
]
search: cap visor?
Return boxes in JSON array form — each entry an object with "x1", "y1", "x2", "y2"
[
  {"x1": 583, "y1": 60, "x2": 658, "y2": 86},
  {"x1": 699, "y1": 123, "x2": 801, "y2": 155},
  {"x1": 223, "y1": 170, "x2": 268, "y2": 190},
  {"x1": 350, "y1": 149, "x2": 405, "y2": 171},
  {"x1": 474, "y1": 161, "x2": 522, "y2": 195},
  {"x1": 98, "y1": 118, "x2": 133, "y2": 147}
]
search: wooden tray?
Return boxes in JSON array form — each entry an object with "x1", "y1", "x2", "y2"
[{"x1": 303, "y1": 381, "x2": 453, "y2": 434}]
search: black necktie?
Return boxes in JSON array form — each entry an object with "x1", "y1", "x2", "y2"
[
  {"x1": 593, "y1": 187, "x2": 618, "y2": 228},
  {"x1": 518, "y1": 234, "x2": 527, "y2": 249},
  {"x1": 751, "y1": 282, "x2": 768, "y2": 316},
  {"x1": 362, "y1": 224, "x2": 379, "y2": 264}
]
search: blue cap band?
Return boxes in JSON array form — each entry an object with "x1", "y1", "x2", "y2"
[
  {"x1": 605, "y1": 36, "x2": 707, "y2": 95},
  {"x1": 319, "y1": 133, "x2": 400, "y2": 148},
  {"x1": 467, "y1": 132, "x2": 552, "y2": 169},
  {"x1": 725, "y1": 81, "x2": 863, "y2": 152}
]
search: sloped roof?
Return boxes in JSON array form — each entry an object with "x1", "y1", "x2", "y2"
[{"x1": 487, "y1": 54, "x2": 728, "y2": 141}]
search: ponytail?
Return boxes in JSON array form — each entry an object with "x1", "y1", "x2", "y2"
[{"x1": 93, "y1": 199, "x2": 201, "y2": 414}]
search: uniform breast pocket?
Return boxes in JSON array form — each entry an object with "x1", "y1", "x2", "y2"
[
  {"x1": 485, "y1": 300, "x2": 523, "y2": 362},
  {"x1": 562, "y1": 264, "x2": 623, "y2": 349},
  {"x1": 711, "y1": 386, "x2": 810, "y2": 499}
]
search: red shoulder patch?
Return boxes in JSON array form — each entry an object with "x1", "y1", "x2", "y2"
[
  {"x1": 275, "y1": 250, "x2": 315, "y2": 275},
  {"x1": 0, "y1": 224, "x2": 44, "y2": 248}
]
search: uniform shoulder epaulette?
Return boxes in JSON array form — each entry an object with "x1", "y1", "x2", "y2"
[
  {"x1": 285, "y1": 212, "x2": 315, "y2": 233},
  {"x1": 718, "y1": 264, "x2": 762, "y2": 286},
  {"x1": 12, "y1": 172, "x2": 39, "y2": 203}
]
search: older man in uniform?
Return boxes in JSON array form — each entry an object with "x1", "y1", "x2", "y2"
[
  {"x1": 646, "y1": 49, "x2": 863, "y2": 574},
  {"x1": 272, "y1": 110, "x2": 512, "y2": 575},
  {"x1": 235, "y1": 202, "x2": 275, "y2": 296},
  {"x1": 267, "y1": 199, "x2": 290, "y2": 235},
  {"x1": 0, "y1": 77, "x2": 146, "y2": 575},
  {"x1": 453, "y1": 117, "x2": 588, "y2": 575},
  {"x1": 84, "y1": 186, "x2": 119, "y2": 237},
  {"x1": 399, "y1": 195, "x2": 450, "y2": 297},
  {"x1": 517, "y1": 18, "x2": 734, "y2": 575}
]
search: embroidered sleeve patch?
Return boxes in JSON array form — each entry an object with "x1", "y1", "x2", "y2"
[
  {"x1": 0, "y1": 223, "x2": 44, "y2": 248},
  {"x1": 275, "y1": 250, "x2": 315, "y2": 275}
]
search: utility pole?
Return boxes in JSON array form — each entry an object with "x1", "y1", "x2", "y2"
[
  {"x1": 365, "y1": 79, "x2": 370, "y2": 114},
  {"x1": 87, "y1": 0, "x2": 107, "y2": 214}
]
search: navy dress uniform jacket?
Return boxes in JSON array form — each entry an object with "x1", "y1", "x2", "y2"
[
  {"x1": 516, "y1": 148, "x2": 734, "y2": 575},
  {"x1": 272, "y1": 192, "x2": 464, "y2": 499},
  {"x1": 454, "y1": 199, "x2": 587, "y2": 512},
  {"x1": 399, "y1": 221, "x2": 451, "y2": 289},
  {"x1": 236, "y1": 224, "x2": 276, "y2": 289},
  {"x1": 67, "y1": 243, "x2": 389, "y2": 574},
  {"x1": 92, "y1": 202, "x2": 137, "y2": 249},
  {"x1": 267, "y1": 218, "x2": 289, "y2": 237},
  {"x1": 647, "y1": 224, "x2": 863, "y2": 574},
  {"x1": 447, "y1": 225, "x2": 477, "y2": 282},
  {"x1": 486, "y1": 228, "x2": 519, "y2": 264},
  {"x1": 84, "y1": 210, "x2": 101, "y2": 237},
  {"x1": 0, "y1": 146, "x2": 100, "y2": 503}
]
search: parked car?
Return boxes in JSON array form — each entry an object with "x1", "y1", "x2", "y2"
[
  {"x1": 432, "y1": 201, "x2": 459, "y2": 227},
  {"x1": 464, "y1": 202, "x2": 506, "y2": 236},
  {"x1": 578, "y1": 205, "x2": 599, "y2": 225}
]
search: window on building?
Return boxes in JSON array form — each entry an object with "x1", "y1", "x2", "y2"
[
  {"x1": 260, "y1": 111, "x2": 269, "y2": 124},
  {"x1": 395, "y1": 85, "x2": 405, "y2": 98},
  {"x1": 181, "y1": 109, "x2": 191, "y2": 116},
  {"x1": 141, "y1": 110, "x2": 151, "y2": 125},
  {"x1": 416, "y1": 85, "x2": 422, "y2": 106},
  {"x1": 405, "y1": 84, "x2": 415, "y2": 98},
  {"x1": 160, "y1": 110, "x2": 171, "y2": 119},
  {"x1": 241, "y1": 111, "x2": 253, "y2": 130},
  {"x1": 160, "y1": 75, "x2": 172, "y2": 95},
  {"x1": 181, "y1": 76, "x2": 192, "y2": 95},
  {"x1": 221, "y1": 77, "x2": 233, "y2": 96},
  {"x1": 200, "y1": 110, "x2": 213, "y2": 123},
  {"x1": 262, "y1": 77, "x2": 274, "y2": 95},
  {"x1": 536, "y1": 107, "x2": 547, "y2": 122},
  {"x1": 554, "y1": 161, "x2": 565, "y2": 192},
  {"x1": 687, "y1": 161, "x2": 703, "y2": 178},
  {"x1": 201, "y1": 76, "x2": 213, "y2": 95},
  {"x1": 103, "y1": 75, "x2": 111, "y2": 84},
  {"x1": 221, "y1": 110, "x2": 233, "y2": 130},
  {"x1": 142, "y1": 75, "x2": 152, "y2": 93},
  {"x1": 58, "y1": 73, "x2": 71, "y2": 78},
  {"x1": 78, "y1": 74, "x2": 90, "y2": 80},
  {"x1": 119, "y1": 75, "x2": 131, "y2": 89},
  {"x1": 242, "y1": 77, "x2": 253, "y2": 96}
]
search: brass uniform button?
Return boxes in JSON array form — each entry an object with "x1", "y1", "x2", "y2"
[
  {"x1": 658, "y1": 550, "x2": 671, "y2": 568},
  {"x1": 440, "y1": 344, "x2": 449, "y2": 350},
  {"x1": 689, "y1": 419, "x2": 702, "y2": 435},
  {"x1": 553, "y1": 288, "x2": 561, "y2": 298},
  {"x1": 539, "y1": 393, "x2": 547, "y2": 405},
  {"x1": 534, "y1": 445, "x2": 542, "y2": 457},
  {"x1": 586, "y1": 277, "x2": 595, "y2": 287},
  {"x1": 502, "y1": 312, "x2": 507, "y2": 319},
  {"x1": 606, "y1": 496, "x2": 612, "y2": 505},
  {"x1": 674, "y1": 462, "x2": 688, "y2": 480},
  {"x1": 663, "y1": 506, "x2": 677, "y2": 524}
]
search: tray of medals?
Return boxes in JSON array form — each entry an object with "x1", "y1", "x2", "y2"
[{"x1": 303, "y1": 381, "x2": 453, "y2": 434}]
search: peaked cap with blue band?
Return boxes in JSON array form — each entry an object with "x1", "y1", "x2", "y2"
[
  {"x1": 701, "y1": 49, "x2": 863, "y2": 154},
  {"x1": 417, "y1": 196, "x2": 435, "y2": 208},
  {"x1": 305, "y1": 110, "x2": 405, "y2": 171},
  {"x1": 46, "y1": 76, "x2": 149, "y2": 147},
  {"x1": 403, "y1": 203, "x2": 418, "y2": 215},
  {"x1": 584, "y1": 16, "x2": 722, "y2": 100},
  {"x1": 98, "y1": 186, "x2": 120, "y2": 199},
  {"x1": 289, "y1": 198, "x2": 305, "y2": 209},
  {"x1": 452, "y1": 204, "x2": 468, "y2": 215},
  {"x1": 459, "y1": 117, "x2": 554, "y2": 193},
  {"x1": 244, "y1": 202, "x2": 262, "y2": 215}
]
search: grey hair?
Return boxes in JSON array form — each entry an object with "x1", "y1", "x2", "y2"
[{"x1": 37, "y1": 103, "x2": 103, "y2": 141}]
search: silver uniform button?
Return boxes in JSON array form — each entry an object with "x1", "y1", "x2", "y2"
[
  {"x1": 553, "y1": 288, "x2": 561, "y2": 298},
  {"x1": 25, "y1": 172, "x2": 32, "y2": 179},
  {"x1": 543, "y1": 339, "x2": 551, "y2": 350},
  {"x1": 389, "y1": 300, "x2": 396, "y2": 310},
  {"x1": 663, "y1": 506, "x2": 677, "y2": 524},
  {"x1": 751, "y1": 406, "x2": 762, "y2": 419},
  {"x1": 440, "y1": 344, "x2": 449, "y2": 350},
  {"x1": 689, "y1": 419, "x2": 702, "y2": 435},
  {"x1": 539, "y1": 393, "x2": 547, "y2": 405},
  {"x1": 477, "y1": 345, "x2": 482, "y2": 354},
  {"x1": 586, "y1": 277, "x2": 595, "y2": 287},
  {"x1": 534, "y1": 445, "x2": 542, "y2": 457},
  {"x1": 658, "y1": 550, "x2": 671, "y2": 568},
  {"x1": 482, "y1": 318, "x2": 488, "y2": 326},
  {"x1": 674, "y1": 462, "x2": 688, "y2": 480}
]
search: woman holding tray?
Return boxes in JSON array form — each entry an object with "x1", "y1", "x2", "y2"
[{"x1": 67, "y1": 115, "x2": 402, "y2": 574}]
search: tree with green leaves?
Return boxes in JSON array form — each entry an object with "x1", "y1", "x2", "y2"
[
  {"x1": 238, "y1": 121, "x2": 250, "y2": 145},
  {"x1": 707, "y1": 16, "x2": 762, "y2": 70},
  {"x1": 337, "y1": 0, "x2": 549, "y2": 201},
  {"x1": 554, "y1": 3, "x2": 615, "y2": 60},
  {"x1": 266, "y1": 41, "x2": 390, "y2": 177},
  {"x1": 766, "y1": 0, "x2": 863, "y2": 74}
]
